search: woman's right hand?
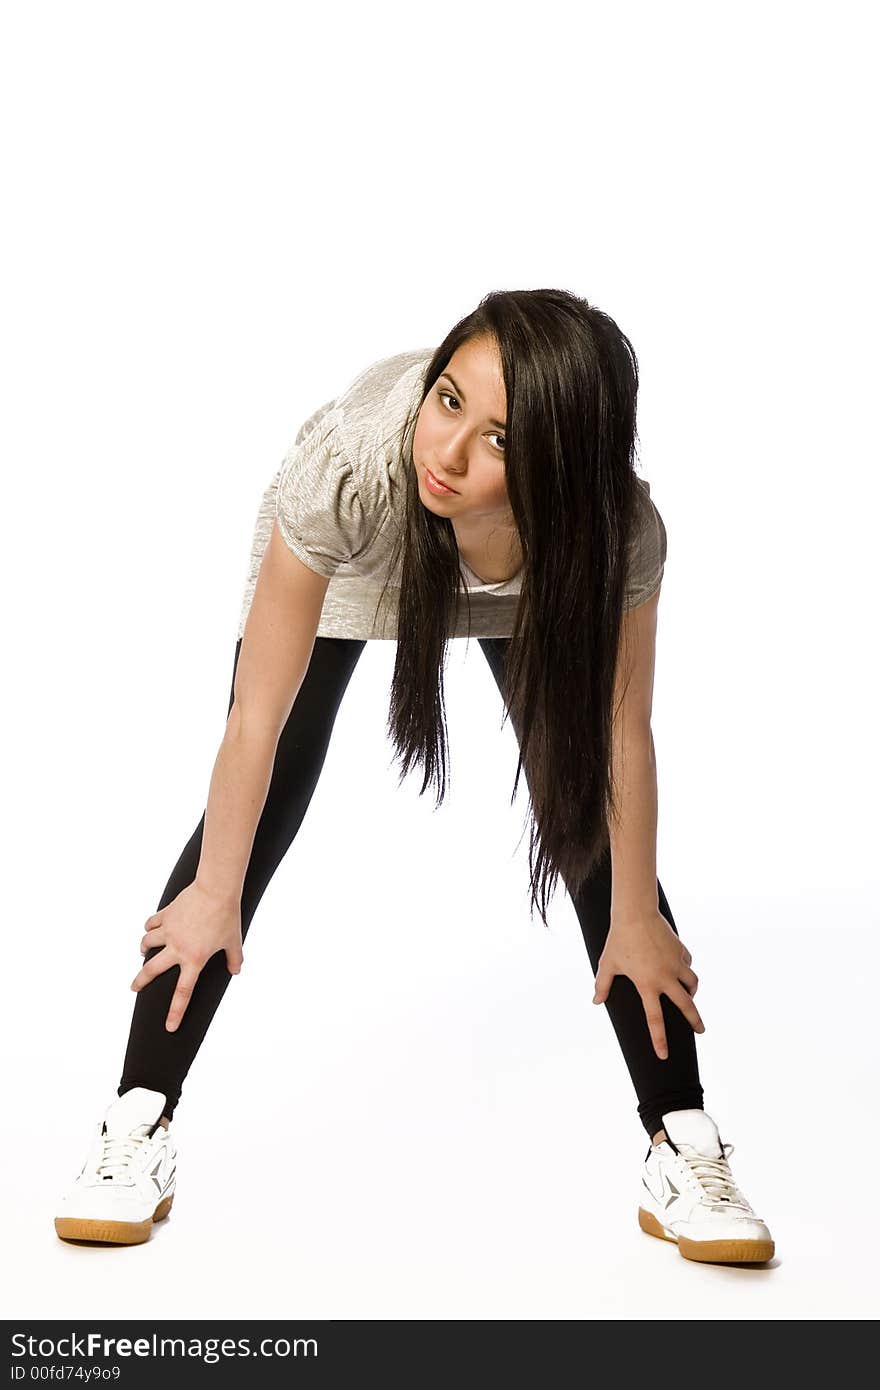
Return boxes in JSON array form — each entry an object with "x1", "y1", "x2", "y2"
[{"x1": 130, "y1": 880, "x2": 244, "y2": 1032}]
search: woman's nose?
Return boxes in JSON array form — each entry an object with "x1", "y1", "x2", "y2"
[{"x1": 438, "y1": 440, "x2": 468, "y2": 474}]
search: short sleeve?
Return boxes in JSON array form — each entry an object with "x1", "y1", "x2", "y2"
[
  {"x1": 274, "y1": 401, "x2": 365, "y2": 578},
  {"x1": 623, "y1": 479, "x2": 667, "y2": 609}
]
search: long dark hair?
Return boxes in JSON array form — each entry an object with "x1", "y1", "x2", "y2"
[{"x1": 374, "y1": 288, "x2": 644, "y2": 927}]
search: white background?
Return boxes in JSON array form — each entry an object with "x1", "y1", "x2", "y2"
[{"x1": 2, "y1": 0, "x2": 877, "y2": 1321}]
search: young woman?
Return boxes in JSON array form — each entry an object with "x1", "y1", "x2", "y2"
[{"x1": 55, "y1": 288, "x2": 775, "y2": 1264}]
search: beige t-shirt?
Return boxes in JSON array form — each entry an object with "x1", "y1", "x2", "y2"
[{"x1": 237, "y1": 347, "x2": 667, "y2": 641}]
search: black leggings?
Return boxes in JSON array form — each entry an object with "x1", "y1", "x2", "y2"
[{"x1": 118, "y1": 636, "x2": 704, "y2": 1139}]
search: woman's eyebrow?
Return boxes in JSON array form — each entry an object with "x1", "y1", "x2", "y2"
[{"x1": 439, "y1": 373, "x2": 507, "y2": 430}]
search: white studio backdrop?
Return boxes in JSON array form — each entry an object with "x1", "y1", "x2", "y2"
[{"x1": 1, "y1": 0, "x2": 877, "y2": 1320}]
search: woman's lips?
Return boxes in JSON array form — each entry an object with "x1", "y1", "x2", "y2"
[{"x1": 424, "y1": 466, "x2": 458, "y2": 496}]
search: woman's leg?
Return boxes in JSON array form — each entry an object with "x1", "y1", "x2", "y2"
[
  {"x1": 477, "y1": 636, "x2": 704, "y2": 1140},
  {"x1": 117, "y1": 634, "x2": 367, "y2": 1120}
]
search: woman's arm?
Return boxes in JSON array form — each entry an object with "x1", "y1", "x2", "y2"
[
  {"x1": 593, "y1": 587, "x2": 704, "y2": 1059},
  {"x1": 194, "y1": 518, "x2": 332, "y2": 904},
  {"x1": 130, "y1": 519, "x2": 332, "y2": 1029},
  {"x1": 607, "y1": 588, "x2": 661, "y2": 923}
]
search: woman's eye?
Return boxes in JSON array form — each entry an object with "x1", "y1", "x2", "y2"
[{"x1": 438, "y1": 390, "x2": 505, "y2": 452}]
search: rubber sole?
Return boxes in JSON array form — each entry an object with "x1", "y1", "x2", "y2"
[
  {"x1": 638, "y1": 1205, "x2": 774, "y2": 1264},
  {"x1": 55, "y1": 1191, "x2": 174, "y2": 1246}
]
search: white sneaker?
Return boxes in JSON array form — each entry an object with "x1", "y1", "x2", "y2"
[
  {"x1": 638, "y1": 1108, "x2": 775, "y2": 1263},
  {"x1": 55, "y1": 1087, "x2": 177, "y2": 1245}
]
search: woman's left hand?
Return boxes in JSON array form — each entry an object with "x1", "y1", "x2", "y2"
[{"x1": 592, "y1": 908, "x2": 704, "y2": 1060}]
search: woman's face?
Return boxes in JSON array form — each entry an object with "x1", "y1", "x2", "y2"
[{"x1": 412, "y1": 336, "x2": 510, "y2": 521}]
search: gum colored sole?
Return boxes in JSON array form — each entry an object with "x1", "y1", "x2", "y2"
[
  {"x1": 638, "y1": 1206, "x2": 774, "y2": 1264},
  {"x1": 55, "y1": 1192, "x2": 174, "y2": 1246}
]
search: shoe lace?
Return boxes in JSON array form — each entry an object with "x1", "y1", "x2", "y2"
[
  {"x1": 680, "y1": 1141, "x2": 756, "y2": 1213},
  {"x1": 95, "y1": 1125, "x2": 152, "y2": 1182}
]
